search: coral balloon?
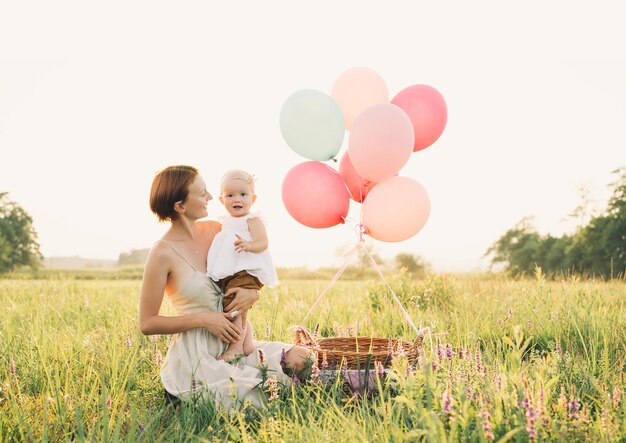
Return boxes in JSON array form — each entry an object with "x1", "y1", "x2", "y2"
[
  {"x1": 282, "y1": 161, "x2": 350, "y2": 228},
  {"x1": 361, "y1": 176, "x2": 430, "y2": 242},
  {"x1": 391, "y1": 84, "x2": 447, "y2": 152},
  {"x1": 338, "y1": 152, "x2": 376, "y2": 203},
  {"x1": 331, "y1": 67, "x2": 389, "y2": 130},
  {"x1": 348, "y1": 103, "x2": 414, "y2": 183},
  {"x1": 280, "y1": 89, "x2": 345, "y2": 161}
]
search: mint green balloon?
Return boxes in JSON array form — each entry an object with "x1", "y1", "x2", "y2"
[{"x1": 280, "y1": 89, "x2": 345, "y2": 161}]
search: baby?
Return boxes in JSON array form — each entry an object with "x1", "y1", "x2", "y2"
[{"x1": 207, "y1": 169, "x2": 278, "y2": 362}]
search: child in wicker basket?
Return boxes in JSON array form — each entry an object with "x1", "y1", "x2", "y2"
[{"x1": 207, "y1": 169, "x2": 278, "y2": 362}]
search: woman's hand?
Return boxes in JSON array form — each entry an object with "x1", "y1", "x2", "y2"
[
  {"x1": 198, "y1": 311, "x2": 243, "y2": 344},
  {"x1": 223, "y1": 287, "x2": 259, "y2": 321}
]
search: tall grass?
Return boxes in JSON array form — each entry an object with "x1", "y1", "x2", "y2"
[{"x1": 1, "y1": 274, "x2": 624, "y2": 441}]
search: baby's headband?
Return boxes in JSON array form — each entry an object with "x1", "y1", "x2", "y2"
[{"x1": 220, "y1": 170, "x2": 256, "y2": 187}]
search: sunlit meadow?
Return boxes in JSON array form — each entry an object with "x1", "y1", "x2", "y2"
[{"x1": 1, "y1": 272, "x2": 625, "y2": 441}]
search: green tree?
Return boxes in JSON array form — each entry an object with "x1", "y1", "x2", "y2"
[
  {"x1": 486, "y1": 167, "x2": 626, "y2": 279},
  {"x1": 336, "y1": 241, "x2": 384, "y2": 278},
  {"x1": 395, "y1": 252, "x2": 429, "y2": 277},
  {"x1": 584, "y1": 167, "x2": 626, "y2": 278},
  {"x1": 485, "y1": 217, "x2": 543, "y2": 276},
  {"x1": 118, "y1": 248, "x2": 149, "y2": 267},
  {"x1": 0, "y1": 192, "x2": 42, "y2": 273}
]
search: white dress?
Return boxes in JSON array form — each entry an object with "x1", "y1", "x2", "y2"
[
  {"x1": 157, "y1": 241, "x2": 293, "y2": 410},
  {"x1": 207, "y1": 212, "x2": 279, "y2": 287}
]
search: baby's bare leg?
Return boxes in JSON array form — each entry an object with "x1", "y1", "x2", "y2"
[
  {"x1": 219, "y1": 293, "x2": 245, "y2": 362},
  {"x1": 243, "y1": 320, "x2": 256, "y2": 356},
  {"x1": 218, "y1": 315, "x2": 245, "y2": 362}
]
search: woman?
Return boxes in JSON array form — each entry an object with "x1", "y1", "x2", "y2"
[{"x1": 139, "y1": 165, "x2": 309, "y2": 410}]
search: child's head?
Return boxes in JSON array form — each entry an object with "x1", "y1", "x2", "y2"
[{"x1": 219, "y1": 169, "x2": 257, "y2": 217}]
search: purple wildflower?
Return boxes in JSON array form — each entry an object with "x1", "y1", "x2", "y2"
[
  {"x1": 612, "y1": 386, "x2": 622, "y2": 410},
  {"x1": 538, "y1": 383, "x2": 549, "y2": 426},
  {"x1": 445, "y1": 344, "x2": 454, "y2": 359},
  {"x1": 9, "y1": 356, "x2": 15, "y2": 375},
  {"x1": 292, "y1": 373, "x2": 300, "y2": 387},
  {"x1": 125, "y1": 337, "x2": 132, "y2": 348},
  {"x1": 404, "y1": 365, "x2": 412, "y2": 379},
  {"x1": 258, "y1": 349, "x2": 266, "y2": 365},
  {"x1": 558, "y1": 385, "x2": 567, "y2": 409},
  {"x1": 569, "y1": 396, "x2": 580, "y2": 422},
  {"x1": 457, "y1": 346, "x2": 464, "y2": 360},
  {"x1": 321, "y1": 351, "x2": 329, "y2": 370},
  {"x1": 280, "y1": 348, "x2": 287, "y2": 367},
  {"x1": 310, "y1": 361, "x2": 321, "y2": 384},
  {"x1": 441, "y1": 384, "x2": 453, "y2": 417},
  {"x1": 524, "y1": 394, "x2": 538, "y2": 440},
  {"x1": 481, "y1": 408, "x2": 495, "y2": 441},
  {"x1": 464, "y1": 346, "x2": 472, "y2": 360},
  {"x1": 376, "y1": 361, "x2": 385, "y2": 379},
  {"x1": 474, "y1": 346, "x2": 484, "y2": 375},
  {"x1": 435, "y1": 338, "x2": 443, "y2": 362},
  {"x1": 267, "y1": 376, "x2": 279, "y2": 401},
  {"x1": 138, "y1": 423, "x2": 145, "y2": 431},
  {"x1": 191, "y1": 378, "x2": 197, "y2": 392},
  {"x1": 600, "y1": 407, "x2": 608, "y2": 432}
]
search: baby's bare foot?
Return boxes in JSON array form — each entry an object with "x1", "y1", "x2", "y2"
[
  {"x1": 219, "y1": 346, "x2": 244, "y2": 363},
  {"x1": 244, "y1": 343, "x2": 256, "y2": 357}
]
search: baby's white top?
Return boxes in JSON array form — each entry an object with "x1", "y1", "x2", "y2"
[{"x1": 206, "y1": 212, "x2": 278, "y2": 287}]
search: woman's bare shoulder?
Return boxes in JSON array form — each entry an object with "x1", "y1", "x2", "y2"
[
  {"x1": 146, "y1": 241, "x2": 174, "y2": 267},
  {"x1": 196, "y1": 219, "x2": 222, "y2": 233}
]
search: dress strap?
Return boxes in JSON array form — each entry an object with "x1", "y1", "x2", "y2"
[
  {"x1": 155, "y1": 240, "x2": 202, "y2": 273},
  {"x1": 208, "y1": 220, "x2": 217, "y2": 236}
]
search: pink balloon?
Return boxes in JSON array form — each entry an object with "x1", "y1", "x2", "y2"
[
  {"x1": 348, "y1": 103, "x2": 414, "y2": 183},
  {"x1": 391, "y1": 84, "x2": 447, "y2": 152},
  {"x1": 282, "y1": 161, "x2": 350, "y2": 228},
  {"x1": 331, "y1": 67, "x2": 389, "y2": 131},
  {"x1": 338, "y1": 152, "x2": 377, "y2": 203},
  {"x1": 361, "y1": 176, "x2": 430, "y2": 242}
]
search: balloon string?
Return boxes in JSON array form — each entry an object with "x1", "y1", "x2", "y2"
[
  {"x1": 301, "y1": 244, "x2": 359, "y2": 324},
  {"x1": 359, "y1": 242, "x2": 422, "y2": 336},
  {"x1": 341, "y1": 216, "x2": 366, "y2": 244},
  {"x1": 358, "y1": 182, "x2": 364, "y2": 242}
]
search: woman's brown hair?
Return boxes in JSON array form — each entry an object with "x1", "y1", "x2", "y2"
[{"x1": 150, "y1": 165, "x2": 199, "y2": 222}]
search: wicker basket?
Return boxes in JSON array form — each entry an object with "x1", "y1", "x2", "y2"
[{"x1": 293, "y1": 327, "x2": 423, "y2": 370}]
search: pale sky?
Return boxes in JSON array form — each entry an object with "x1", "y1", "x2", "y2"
[{"x1": 1, "y1": 2, "x2": 625, "y2": 271}]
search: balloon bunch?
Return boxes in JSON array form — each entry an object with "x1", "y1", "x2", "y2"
[{"x1": 280, "y1": 67, "x2": 447, "y2": 243}]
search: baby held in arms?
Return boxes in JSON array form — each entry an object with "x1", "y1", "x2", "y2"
[{"x1": 206, "y1": 169, "x2": 278, "y2": 362}]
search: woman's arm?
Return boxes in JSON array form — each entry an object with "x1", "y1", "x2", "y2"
[
  {"x1": 139, "y1": 246, "x2": 242, "y2": 343},
  {"x1": 234, "y1": 218, "x2": 268, "y2": 253}
]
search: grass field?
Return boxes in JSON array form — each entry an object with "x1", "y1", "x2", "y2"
[{"x1": 1, "y1": 272, "x2": 624, "y2": 441}]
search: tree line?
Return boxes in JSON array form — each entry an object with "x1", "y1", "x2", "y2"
[
  {"x1": 2, "y1": 167, "x2": 624, "y2": 278},
  {"x1": 486, "y1": 167, "x2": 626, "y2": 279}
]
